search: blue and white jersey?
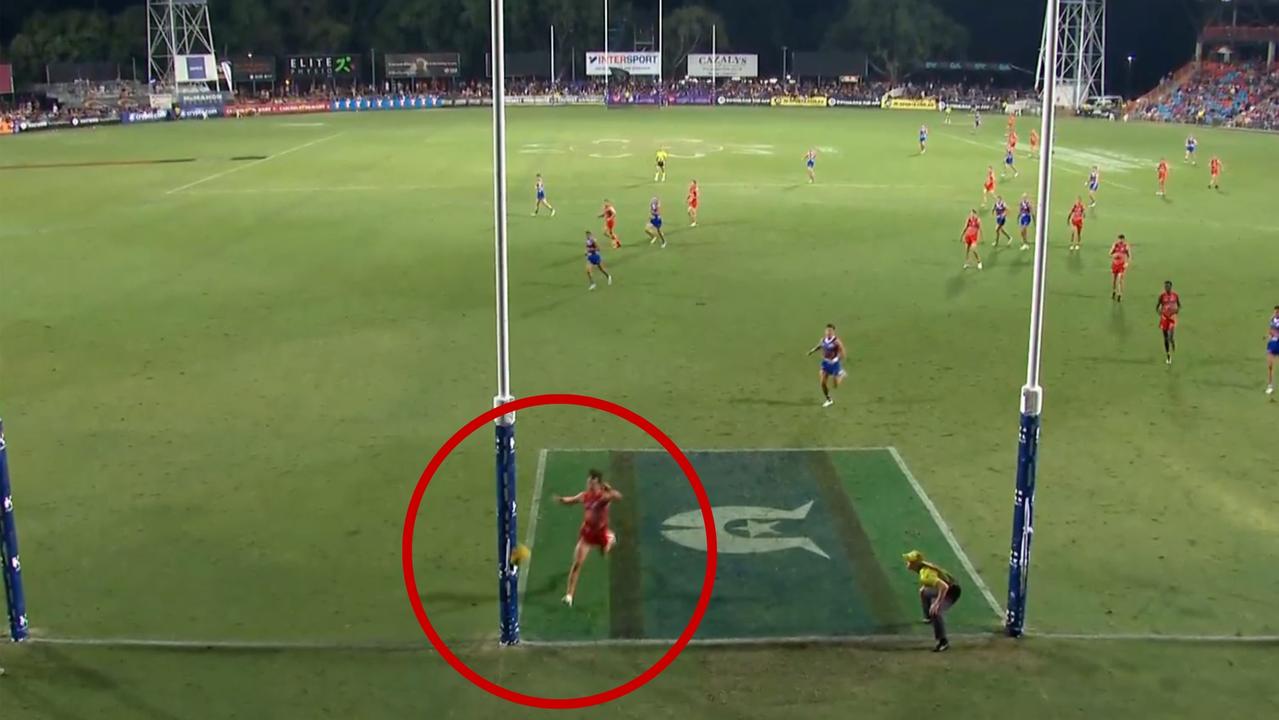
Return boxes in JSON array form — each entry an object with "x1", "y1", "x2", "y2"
[
  {"x1": 994, "y1": 200, "x2": 1008, "y2": 224},
  {"x1": 1005, "y1": 149, "x2": 1015, "y2": 165},
  {"x1": 1088, "y1": 170, "x2": 1100, "y2": 191},
  {"x1": 1186, "y1": 136, "x2": 1198, "y2": 153},
  {"x1": 1269, "y1": 316, "x2": 1279, "y2": 354},
  {"x1": 819, "y1": 335, "x2": 843, "y2": 374},
  {"x1": 536, "y1": 178, "x2": 546, "y2": 199},
  {"x1": 805, "y1": 150, "x2": 817, "y2": 168}
]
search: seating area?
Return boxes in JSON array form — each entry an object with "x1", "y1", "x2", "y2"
[{"x1": 1136, "y1": 61, "x2": 1279, "y2": 129}]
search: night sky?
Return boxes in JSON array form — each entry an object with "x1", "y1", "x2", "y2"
[{"x1": 0, "y1": 0, "x2": 1225, "y2": 93}]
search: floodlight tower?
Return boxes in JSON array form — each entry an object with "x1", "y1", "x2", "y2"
[
  {"x1": 1036, "y1": 0, "x2": 1107, "y2": 109},
  {"x1": 146, "y1": 0, "x2": 219, "y2": 89}
]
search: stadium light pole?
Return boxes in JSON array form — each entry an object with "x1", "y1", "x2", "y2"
[
  {"x1": 1005, "y1": 0, "x2": 1061, "y2": 638},
  {"x1": 489, "y1": 0, "x2": 520, "y2": 647},
  {"x1": 658, "y1": 0, "x2": 663, "y2": 85}
]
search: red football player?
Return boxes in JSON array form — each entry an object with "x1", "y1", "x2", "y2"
[
  {"x1": 687, "y1": 180, "x2": 699, "y2": 227},
  {"x1": 1110, "y1": 234, "x2": 1131, "y2": 302},
  {"x1": 1156, "y1": 158, "x2": 1169, "y2": 196},
  {"x1": 1209, "y1": 156, "x2": 1223, "y2": 190},
  {"x1": 982, "y1": 166, "x2": 997, "y2": 206},
  {"x1": 1029, "y1": 129, "x2": 1040, "y2": 158},
  {"x1": 599, "y1": 200, "x2": 620, "y2": 248},
  {"x1": 1156, "y1": 280, "x2": 1181, "y2": 365},
  {"x1": 1067, "y1": 196, "x2": 1086, "y2": 252},
  {"x1": 556, "y1": 469, "x2": 621, "y2": 608},
  {"x1": 961, "y1": 209, "x2": 983, "y2": 270}
]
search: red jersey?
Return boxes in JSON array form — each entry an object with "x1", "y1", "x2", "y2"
[
  {"x1": 1110, "y1": 240, "x2": 1130, "y2": 261},
  {"x1": 602, "y1": 204, "x2": 616, "y2": 222},
  {"x1": 1157, "y1": 161, "x2": 1169, "y2": 179},
  {"x1": 965, "y1": 215, "x2": 981, "y2": 232},
  {"x1": 580, "y1": 488, "x2": 612, "y2": 533},
  {"x1": 1009, "y1": 132, "x2": 1018, "y2": 148},
  {"x1": 1030, "y1": 131, "x2": 1040, "y2": 146},
  {"x1": 1210, "y1": 158, "x2": 1221, "y2": 175},
  {"x1": 985, "y1": 171, "x2": 996, "y2": 189},
  {"x1": 1070, "y1": 203, "x2": 1085, "y2": 224},
  {"x1": 1158, "y1": 291, "x2": 1180, "y2": 318},
  {"x1": 687, "y1": 184, "x2": 699, "y2": 206}
]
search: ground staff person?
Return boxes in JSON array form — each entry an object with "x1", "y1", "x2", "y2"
[{"x1": 903, "y1": 550, "x2": 962, "y2": 652}]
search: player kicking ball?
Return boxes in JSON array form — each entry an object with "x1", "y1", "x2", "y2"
[
  {"x1": 808, "y1": 323, "x2": 848, "y2": 408},
  {"x1": 556, "y1": 470, "x2": 621, "y2": 607}
]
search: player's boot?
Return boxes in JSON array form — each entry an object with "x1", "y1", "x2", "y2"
[
  {"x1": 561, "y1": 595, "x2": 573, "y2": 607},
  {"x1": 822, "y1": 398, "x2": 834, "y2": 408},
  {"x1": 1266, "y1": 385, "x2": 1274, "y2": 395},
  {"x1": 589, "y1": 283, "x2": 596, "y2": 291},
  {"x1": 933, "y1": 640, "x2": 950, "y2": 653},
  {"x1": 607, "y1": 275, "x2": 613, "y2": 286}
]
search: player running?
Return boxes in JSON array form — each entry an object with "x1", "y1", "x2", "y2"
[
  {"x1": 1018, "y1": 194, "x2": 1034, "y2": 250},
  {"x1": 654, "y1": 148, "x2": 669, "y2": 182},
  {"x1": 645, "y1": 196, "x2": 667, "y2": 248},
  {"x1": 919, "y1": 125, "x2": 929, "y2": 154},
  {"x1": 1157, "y1": 281, "x2": 1181, "y2": 365},
  {"x1": 1029, "y1": 129, "x2": 1040, "y2": 158},
  {"x1": 1067, "y1": 196, "x2": 1086, "y2": 251},
  {"x1": 1184, "y1": 135, "x2": 1198, "y2": 165},
  {"x1": 1110, "y1": 234, "x2": 1131, "y2": 301},
  {"x1": 1157, "y1": 158, "x2": 1169, "y2": 196},
  {"x1": 807, "y1": 323, "x2": 848, "y2": 408},
  {"x1": 533, "y1": 174, "x2": 556, "y2": 216},
  {"x1": 583, "y1": 231, "x2": 612, "y2": 290},
  {"x1": 1003, "y1": 144, "x2": 1020, "y2": 179},
  {"x1": 805, "y1": 148, "x2": 817, "y2": 183},
  {"x1": 961, "y1": 209, "x2": 983, "y2": 270},
  {"x1": 944, "y1": 104, "x2": 954, "y2": 124},
  {"x1": 1086, "y1": 166, "x2": 1101, "y2": 207},
  {"x1": 972, "y1": 109, "x2": 982, "y2": 133},
  {"x1": 1209, "y1": 156, "x2": 1223, "y2": 190},
  {"x1": 556, "y1": 469, "x2": 622, "y2": 607},
  {"x1": 992, "y1": 196, "x2": 1012, "y2": 246},
  {"x1": 599, "y1": 200, "x2": 621, "y2": 248},
  {"x1": 1266, "y1": 306, "x2": 1279, "y2": 394},
  {"x1": 982, "y1": 166, "x2": 997, "y2": 206}
]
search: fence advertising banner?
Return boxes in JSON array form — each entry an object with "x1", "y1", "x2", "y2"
[
  {"x1": 686, "y1": 54, "x2": 758, "y2": 78},
  {"x1": 231, "y1": 55, "x2": 276, "y2": 82},
  {"x1": 287, "y1": 54, "x2": 360, "y2": 80},
  {"x1": 881, "y1": 97, "x2": 938, "y2": 110},
  {"x1": 586, "y1": 52, "x2": 661, "y2": 76},
  {"x1": 385, "y1": 53, "x2": 461, "y2": 78},
  {"x1": 715, "y1": 96, "x2": 770, "y2": 106},
  {"x1": 0, "y1": 65, "x2": 12, "y2": 94},
  {"x1": 770, "y1": 96, "x2": 829, "y2": 108},
  {"x1": 826, "y1": 96, "x2": 880, "y2": 108},
  {"x1": 228, "y1": 100, "x2": 332, "y2": 116}
]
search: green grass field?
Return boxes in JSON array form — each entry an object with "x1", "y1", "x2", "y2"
[{"x1": 1, "y1": 106, "x2": 1276, "y2": 717}]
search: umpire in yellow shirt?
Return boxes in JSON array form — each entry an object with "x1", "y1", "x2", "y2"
[{"x1": 904, "y1": 550, "x2": 962, "y2": 652}]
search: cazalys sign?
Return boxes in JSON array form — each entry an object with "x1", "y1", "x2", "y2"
[{"x1": 687, "y1": 53, "x2": 758, "y2": 78}]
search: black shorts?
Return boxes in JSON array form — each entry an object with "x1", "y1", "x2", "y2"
[
  {"x1": 657, "y1": 161, "x2": 665, "y2": 169},
  {"x1": 946, "y1": 584, "x2": 963, "y2": 604}
]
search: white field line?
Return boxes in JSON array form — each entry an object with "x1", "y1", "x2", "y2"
[
  {"x1": 886, "y1": 446, "x2": 1004, "y2": 620},
  {"x1": 165, "y1": 133, "x2": 343, "y2": 195},
  {"x1": 517, "y1": 448, "x2": 549, "y2": 603},
  {"x1": 22, "y1": 630, "x2": 1278, "y2": 651},
  {"x1": 178, "y1": 181, "x2": 953, "y2": 196},
  {"x1": 547, "y1": 446, "x2": 893, "y2": 453}
]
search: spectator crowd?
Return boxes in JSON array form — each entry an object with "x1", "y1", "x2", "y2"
[{"x1": 1134, "y1": 61, "x2": 1279, "y2": 130}]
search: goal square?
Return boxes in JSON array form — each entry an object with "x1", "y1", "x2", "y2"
[{"x1": 520, "y1": 449, "x2": 996, "y2": 643}]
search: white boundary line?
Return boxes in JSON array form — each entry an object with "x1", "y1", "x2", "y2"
[
  {"x1": 547, "y1": 446, "x2": 892, "y2": 453},
  {"x1": 517, "y1": 448, "x2": 548, "y2": 602},
  {"x1": 23, "y1": 630, "x2": 1276, "y2": 651},
  {"x1": 885, "y1": 447, "x2": 1003, "y2": 620},
  {"x1": 165, "y1": 133, "x2": 343, "y2": 195}
]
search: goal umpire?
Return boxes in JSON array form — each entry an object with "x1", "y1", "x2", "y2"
[{"x1": 903, "y1": 550, "x2": 962, "y2": 652}]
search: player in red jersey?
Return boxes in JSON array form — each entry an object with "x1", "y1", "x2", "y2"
[
  {"x1": 556, "y1": 469, "x2": 622, "y2": 607},
  {"x1": 1156, "y1": 280, "x2": 1181, "y2": 365},
  {"x1": 1110, "y1": 234, "x2": 1131, "y2": 301},
  {"x1": 1156, "y1": 158, "x2": 1169, "y2": 196},
  {"x1": 961, "y1": 209, "x2": 983, "y2": 270},
  {"x1": 1067, "y1": 196, "x2": 1086, "y2": 251},
  {"x1": 982, "y1": 166, "x2": 997, "y2": 206},
  {"x1": 1007, "y1": 114, "x2": 1017, "y2": 132},
  {"x1": 599, "y1": 200, "x2": 620, "y2": 248},
  {"x1": 1028, "y1": 129, "x2": 1040, "y2": 158},
  {"x1": 687, "y1": 180, "x2": 699, "y2": 227},
  {"x1": 1008, "y1": 129, "x2": 1018, "y2": 152},
  {"x1": 1209, "y1": 156, "x2": 1223, "y2": 190}
]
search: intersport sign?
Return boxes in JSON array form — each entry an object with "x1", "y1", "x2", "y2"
[
  {"x1": 586, "y1": 52, "x2": 661, "y2": 76},
  {"x1": 687, "y1": 54, "x2": 758, "y2": 78}
]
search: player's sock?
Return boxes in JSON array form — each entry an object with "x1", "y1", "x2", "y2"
[{"x1": 562, "y1": 594, "x2": 573, "y2": 607}]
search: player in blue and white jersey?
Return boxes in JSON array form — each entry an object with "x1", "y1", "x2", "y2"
[
  {"x1": 805, "y1": 148, "x2": 817, "y2": 183},
  {"x1": 1266, "y1": 306, "x2": 1279, "y2": 395},
  {"x1": 533, "y1": 174, "x2": 556, "y2": 216},
  {"x1": 1003, "y1": 145, "x2": 1019, "y2": 178},
  {"x1": 918, "y1": 125, "x2": 929, "y2": 154},
  {"x1": 584, "y1": 231, "x2": 611, "y2": 290},
  {"x1": 1017, "y1": 194, "x2": 1034, "y2": 250},
  {"x1": 645, "y1": 197, "x2": 667, "y2": 248},
  {"x1": 1086, "y1": 166, "x2": 1101, "y2": 208},
  {"x1": 992, "y1": 196, "x2": 1011, "y2": 246},
  {"x1": 1184, "y1": 135, "x2": 1198, "y2": 165},
  {"x1": 807, "y1": 324, "x2": 848, "y2": 408}
]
